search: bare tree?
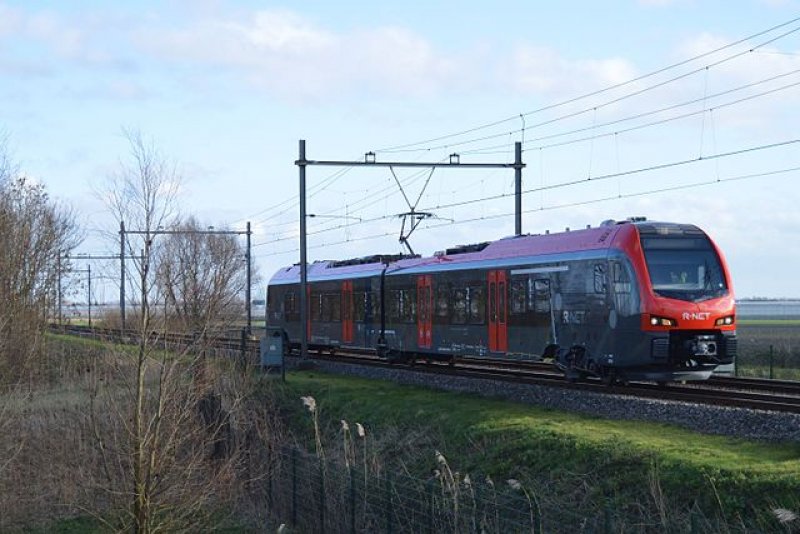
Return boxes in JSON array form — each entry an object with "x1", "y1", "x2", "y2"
[
  {"x1": 156, "y1": 216, "x2": 256, "y2": 334},
  {"x1": 98, "y1": 129, "x2": 249, "y2": 533},
  {"x1": 0, "y1": 139, "x2": 80, "y2": 380}
]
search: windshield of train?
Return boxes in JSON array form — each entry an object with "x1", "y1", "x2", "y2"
[{"x1": 641, "y1": 236, "x2": 727, "y2": 302}]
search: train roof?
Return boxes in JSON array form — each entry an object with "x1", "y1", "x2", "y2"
[{"x1": 268, "y1": 219, "x2": 705, "y2": 285}]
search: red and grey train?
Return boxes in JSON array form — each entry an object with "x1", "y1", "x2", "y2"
[{"x1": 266, "y1": 218, "x2": 736, "y2": 383}]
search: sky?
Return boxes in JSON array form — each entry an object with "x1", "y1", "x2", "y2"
[{"x1": 2, "y1": 0, "x2": 800, "y2": 301}]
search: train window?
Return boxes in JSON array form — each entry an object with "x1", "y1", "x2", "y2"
[
  {"x1": 387, "y1": 290, "x2": 401, "y2": 321},
  {"x1": 332, "y1": 293, "x2": 342, "y2": 322},
  {"x1": 403, "y1": 289, "x2": 417, "y2": 323},
  {"x1": 310, "y1": 292, "x2": 322, "y2": 321},
  {"x1": 527, "y1": 278, "x2": 537, "y2": 312},
  {"x1": 469, "y1": 285, "x2": 486, "y2": 324},
  {"x1": 282, "y1": 291, "x2": 298, "y2": 321},
  {"x1": 321, "y1": 293, "x2": 340, "y2": 322},
  {"x1": 613, "y1": 263, "x2": 631, "y2": 294},
  {"x1": 510, "y1": 278, "x2": 526, "y2": 314},
  {"x1": 371, "y1": 291, "x2": 382, "y2": 319},
  {"x1": 322, "y1": 293, "x2": 330, "y2": 321},
  {"x1": 534, "y1": 279, "x2": 550, "y2": 313},
  {"x1": 353, "y1": 292, "x2": 366, "y2": 321},
  {"x1": 436, "y1": 286, "x2": 449, "y2": 318},
  {"x1": 594, "y1": 264, "x2": 607, "y2": 293},
  {"x1": 452, "y1": 287, "x2": 467, "y2": 324},
  {"x1": 268, "y1": 290, "x2": 281, "y2": 321}
]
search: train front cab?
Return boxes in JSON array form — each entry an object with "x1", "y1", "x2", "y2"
[{"x1": 621, "y1": 223, "x2": 736, "y2": 382}]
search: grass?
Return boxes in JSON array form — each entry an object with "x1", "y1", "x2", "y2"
[
  {"x1": 29, "y1": 329, "x2": 800, "y2": 530},
  {"x1": 21, "y1": 516, "x2": 105, "y2": 534},
  {"x1": 279, "y1": 369, "x2": 800, "y2": 522}
]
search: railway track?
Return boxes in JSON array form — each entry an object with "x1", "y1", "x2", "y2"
[{"x1": 53, "y1": 324, "x2": 800, "y2": 414}]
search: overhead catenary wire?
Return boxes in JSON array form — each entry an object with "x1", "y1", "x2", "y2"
[
  {"x1": 459, "y1": 68, "x2": 800, "y2": 155},
  {"x1": 374, "y1": 15, "x2": 800, "y2": 154},
  {"x1": 251, "y1": 137, "x2": 799, "y2": 250},
  {"x1": 248, "y1": 16, "x2": 800, "y2": 239},
  {"x1": 249, "y1": 15, "x2": 800, "y2": 267},
  {"x1": 255, "y1": 164, "x2": 800, "y2": 260},
  {"x1": 378, "y1": 25, "x2": 800, "y2": 157},
  {"x1": 254, "y1": 70, "x2": 800, "y2": 244}
]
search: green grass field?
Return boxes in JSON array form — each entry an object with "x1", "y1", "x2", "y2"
[{"x1": 278, "y1": 369, "x2": 800, "y2": 529}]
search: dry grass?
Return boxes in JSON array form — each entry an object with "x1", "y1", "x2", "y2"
[{"x1": 0, "y1": 335, "x2": 294, "y2": 532}]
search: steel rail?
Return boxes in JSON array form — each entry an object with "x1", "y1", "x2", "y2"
[{"x1": 53, "y1": 325, "x2": 800, "y2": 413}]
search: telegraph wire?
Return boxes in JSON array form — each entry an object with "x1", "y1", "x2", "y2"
[
  {"x1": 247, "y1": 18, "x2": 800, "y2": 235},
  {"x1": 380, "y1": 26, "x2": 800, "y2": 156},
  {"x1": 251, "y1": 138, "x2": 799, "y2": 249},
  {"x1": 420, "y1": 138, "x2": 800, "y2": 213},
  {"x1": 524, "y1": 78, "x2": 800, "y2": 153},
  {"x1": 458, "y1": 69, "x2": 800, "y2": 154},
  {"x1": 255, "y1": 164, "x2": 800, "y2": 259},
  {"x1": 423, "y1": 166, "x2": 800, "y2": 231},
  {"x1": 374, "y1": 15, "x2": 800, "y2": 154}
]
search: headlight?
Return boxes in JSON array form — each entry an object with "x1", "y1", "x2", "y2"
[
  {"x1": 649, "y1": 315, "x2": 677, "y2": 327},
  {"x1": 715, "y1": 315, "x2": 735, "y2": 326}
]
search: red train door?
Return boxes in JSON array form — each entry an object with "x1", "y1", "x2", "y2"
[
  {"x1": 416, "y1": 275, "x2": 433, "y2": 349},
  {"x1": 488, "y1": 270, "x2": 508, "y2": 353},
  {"x1": 306, "y1": 285, "x2": 312, "y2": 340},
  {"x1": 342, "y1": 281, "x2": 353, "y2": 344}
]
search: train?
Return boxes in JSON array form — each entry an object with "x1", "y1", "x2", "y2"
[{"x1": 266, "y1": 218, "x2": 736, "y2": 384}]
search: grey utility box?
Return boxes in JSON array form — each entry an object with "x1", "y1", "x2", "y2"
[{"x1": 260, "y1": 328, "x2": 286, "y2": 372}]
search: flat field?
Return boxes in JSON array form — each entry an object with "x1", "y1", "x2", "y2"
[
  {"x1": 279, "y1": 370, "x2": 800, "y2": 531},
  {"x1": 736, "y1": 321, "x2": 800, "y2": 378}
]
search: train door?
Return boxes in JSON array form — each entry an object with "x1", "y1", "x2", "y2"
[
  {"x1": 341, "y1": 281, "x2": 353, "y2": 344},
  {"x1": 488, "y1": 270, "x2": 508, "y2": 353},
  {"x1": 416, "y1": 275, "x2": 433, "y2": 349},
  {"x1": 307, "y1": 285, "x2": 312, "y2": 341}
]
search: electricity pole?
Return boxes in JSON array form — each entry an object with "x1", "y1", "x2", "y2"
[
  {"x1": 124, "y1": 225, "x2": 253, "y2": 333},
  {"x1": 71, "y1": 266, "x2": 92, "y2": 327},
  {"x1": 120, "y1": 221, "x2": 125, "y2": 333},
  {"x1": 67, "y1": 251, "x2": 142, "y2": 331},
  {"x1": 295, "y1": 140, "x2": 524, "y2": 360}
]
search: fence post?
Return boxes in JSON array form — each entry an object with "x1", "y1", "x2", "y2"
[
  {"x1": 267, "y1": 445, "x2": 273, "y2": 520},
  {"x1": 240, "y1": 327, "x2": 247, "y2": 369},
  {"x1": 769, "y1": 344, "x2": 774, "y2": 379},
  {"x1": 690, "y1": 504, "x2": 700, "y2": 533},
  {"x1": 292, "y1": 448, "x2": 298, "y2": 526},
  {"x1": 349, "y1": 467, "x2": 356, "y2": 534},
  {"x1": 427, "y1": 478, "x2": 435, "y2": 534},
  {"x1": 385, "y1": 472, "x2": 393, "y2": 534},
  {"x1": 319, "y1": 458, "x2": 325, "y2": 534},
  {"x1": 473, "y1": 479, "x2": 482, "y2": 534}
]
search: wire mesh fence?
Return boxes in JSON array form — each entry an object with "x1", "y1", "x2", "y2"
[{"x1": 261, "y1": 445, "x2": 555, "y2": 533}]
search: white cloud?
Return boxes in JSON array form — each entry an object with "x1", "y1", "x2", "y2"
[
  {"x1": 135, "y1": 9, "x2": 463, "y2": 100},
  {"x1": 508, "y1": 45, "x2": 637, "y2": 97},
  {"x1": 240, "y1": 10, "x2": 334, "y2": 52},
  {"x1": 637, "y1": 0, "x2": 681, "y2": 6},
  {"x1": 0, "y1": 4, "x2": 22, "y2": 37}
]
